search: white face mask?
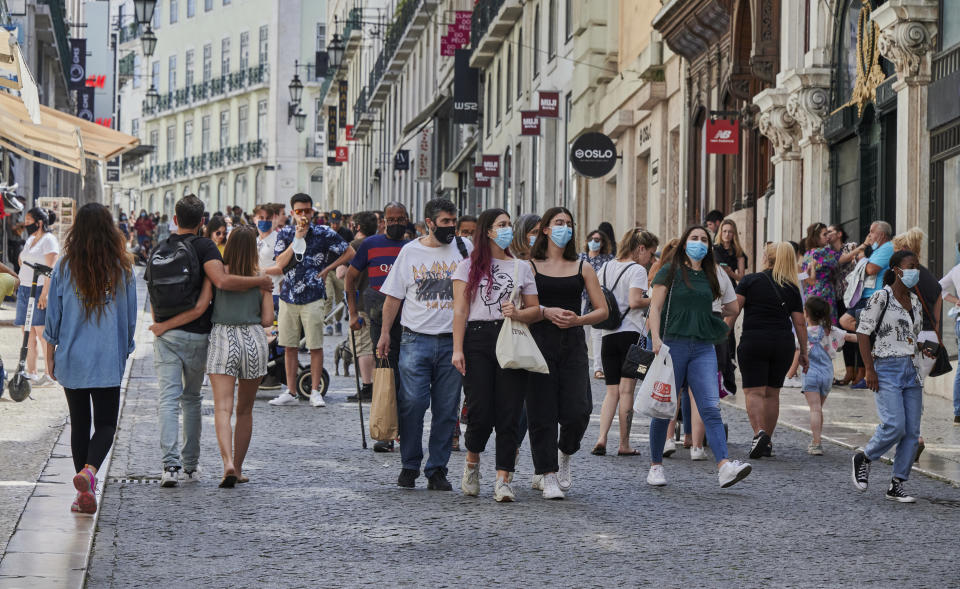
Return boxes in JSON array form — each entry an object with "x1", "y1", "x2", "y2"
[{"x1": 292, "y1": 236, "x2": 307, "y2": 256}]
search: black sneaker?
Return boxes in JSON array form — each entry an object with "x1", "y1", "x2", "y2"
[
  {"x1": 347, "y1": 386, "x2": 373, "y2": 403},
  {"x1": 373, "y1": 440, "x2": 394, "y2": 453},
  {"x1": 763, "y1": 440, "x2": 774, "y2": 458},
  {"x1": 426, "y1": 471, "x2": 453, "y2": 491},
  {"x1": 397, "y1": 468, "x2": 418, "y2": 488},
  {"x1": 851, "y1": 450, "x2": 870, "y2": 491},
  {"x1": 750, "y1": 430, "x2": 770, "y2": 459},
  {"x1": 885, "y1": 478, "x2": 916, "y2": 503}
]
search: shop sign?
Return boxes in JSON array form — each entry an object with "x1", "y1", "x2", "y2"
[
  {"x1": 327, "y1": 106, "x2": 337, "y2": 149},
  {"x1": 455, "y1": 11, "x2": 472, "y2": 33},
  {"x1": 520, "y1": 111, "x2": 541, "y2": 136},
  {"x1": 453, "y1": 49, "x2": 479, "y2": 124},
  {"x1": 416, "y1": 127, "x2": 432, "y2": 181},
  {"x1": 481, "y1": 154, "x2": 500, "y2": 177},
  {"x1": 569, "y1": 132, "x2": 617, "y2": 178},
  {"x1": 441, "y1": 37, "x2": 456, "y2": 57},
  {"x1": 394, "y1": 149, "x2": 410, "y2": 171},
  {"x1": 76, "y1": 87, "x2": 95, "y2": 121},
  {"x1": 338, "y1": 80, "x2": 348, "y2": 129},
  {"x1": 346, "y1": 125, "x2": 354, "y2": 141},
  {"x1": 335, "y1": 146, "x2": 349, "y2": 162},
  {"x1": 68, "y1": 38, "x2": 86, "y2": 89},
  {"x1": 538, "y1": 91, "x2": 559, "y2": 118},
  {"x1": 705, "y1": 119, "x2": 739, "y2": 154},
  {"x1": 473, "y1": 165, "x2": 491, "y2": 188}
]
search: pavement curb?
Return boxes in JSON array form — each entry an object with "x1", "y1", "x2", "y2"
[{"x1": 721, "y1": 398, "x2": 960, "y2": 488}]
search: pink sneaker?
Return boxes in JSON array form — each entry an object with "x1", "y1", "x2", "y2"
[
  {"x1": 70, "y1": 493, "x2": 80, "y2": 513},
  {"x1": 72, "y1": 468, "x2": 97, "y2": 514}
]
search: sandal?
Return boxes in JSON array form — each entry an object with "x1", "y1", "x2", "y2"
[
  {"x1": 219, "y1": 473, "x2": 238, "y2": 488},
  {"x1": 591, "y1": 444, "x2": 606, "y2": 456},
  {"x1": 617, "y1": 449, "x2": 641, "y2": 456},
  {"x1": 593, "y1": 371, "x2": 604, "y2": 380},
  {"x1": 237, "y1": 474, "x2": 249, "y2": 484}
]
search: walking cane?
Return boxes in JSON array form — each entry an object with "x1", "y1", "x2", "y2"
[{"x1": 349, "y1": 292, "x2": 367, "y2": 449}]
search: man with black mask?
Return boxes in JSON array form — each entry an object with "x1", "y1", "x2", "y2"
[{"x1": 346, "y1": 202, "x2": 410, "y2": 452}]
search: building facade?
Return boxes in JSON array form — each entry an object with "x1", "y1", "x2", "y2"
[{"x1": 118, "y1": 0, "x2": 327, "y2": 217}]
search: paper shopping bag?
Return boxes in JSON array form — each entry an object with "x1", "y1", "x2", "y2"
[{"x1": 370, "y1": 360, "x2": 399, "y2": 441}]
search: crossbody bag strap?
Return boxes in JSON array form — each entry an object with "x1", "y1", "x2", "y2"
[
  {"x1": 660, "y1": 279, "x2": 675, "y2": 340},
  {"x1": 511, "y1": 259, "x2": 521, "y2": 305},
  {"x1": 762, "y1": 271, "x2": 787, "y2": 312},
  {"x1": 913, "y1": 286, "x2": 943, "y2": 345}
]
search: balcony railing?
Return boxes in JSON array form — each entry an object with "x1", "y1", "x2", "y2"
[
  {"x1": 469, "y1": 0, "x2": 522, "y2": 67},
  {"x1": 139, "y1": 141, "x2": 266, "y2": 185},
  {"x1": 119, "y1": 22, "x2": 142, "y2": 44},
  {"x1": 119, "y1": 53, "x2": 135, "y2": 78},
  {"x1": 367, "y1": 0, "x2": 421, "y2": 100},
  {"x1": 142, "y1": 64, "x2": 269, "y2": 117},
  {"x1": 40, "y1": 0, "x2": 71, "y2": 89}
]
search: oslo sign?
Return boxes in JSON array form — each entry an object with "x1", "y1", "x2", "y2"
[
  {"x1": 706, "y1": 119, "x2": 739, "y2": 154},
  {"x1": 569, "y1": 132, "x2": 617, "y2": 178}
]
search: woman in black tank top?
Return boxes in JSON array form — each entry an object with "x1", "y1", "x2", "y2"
[{"x1": 525, "y1": 207, "x2": 607, "y2": 500}]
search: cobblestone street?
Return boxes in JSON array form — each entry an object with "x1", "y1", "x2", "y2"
[{"x1": 82, "y1": 328, "x2": 960, "y2": 588}]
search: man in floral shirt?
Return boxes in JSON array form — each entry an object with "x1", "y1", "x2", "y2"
[{"x1": 268, "y1": 193, "x2": 349, "y2": 408}]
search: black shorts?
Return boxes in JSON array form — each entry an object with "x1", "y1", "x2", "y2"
[
  {"x1": 737, "y1": 332, "x2": 796, "y2": 389},
  {"x1": 601, "y1": 331, "x2": 642, "y2": 385}
]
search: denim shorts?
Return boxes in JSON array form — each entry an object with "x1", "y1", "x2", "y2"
[
  {"x1": 802, "y1": 364, "x2": 833, "y2": 397},
  {"x1": 14, "y1": 285, "x2": 46, "y2": 327}
]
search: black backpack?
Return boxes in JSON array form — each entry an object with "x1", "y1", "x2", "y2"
[
  {"x1": 146, "y1": 235, "x2": 203, "y2": 321},
  {"x1": 592, "y1": 262, "x2": 637, "y2": 331}
]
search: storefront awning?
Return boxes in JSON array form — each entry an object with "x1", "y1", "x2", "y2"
[{"x1": 0, "y1": 91, "x2": 140, "y2": 174}]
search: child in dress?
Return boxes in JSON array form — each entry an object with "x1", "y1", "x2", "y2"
[{"x1": 802, "y1": 296, "x2": 856, "y2": 455}]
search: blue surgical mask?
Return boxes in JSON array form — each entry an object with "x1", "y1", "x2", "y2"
[
  {"x1": 588, "y1": 240, "x2": 601, "y2": 252},
  {"x1": 549, "y1": 225, "x2": 573, "y2": 248},
  {"x1": 899, "y1": 268, "x2": 920, "y2": 289},
  {"x1": 257, "y1": 220, "x2": 272, "y2": 233},
  {"x1": 685, "y1": 240, "x2": 708, "y2": 262},
  {"x1": 493, "y1": 227, "x2": 513, "y2": 250},
  {"x1": 529, "y1": 235, "x2": 537, "y2": 247}
]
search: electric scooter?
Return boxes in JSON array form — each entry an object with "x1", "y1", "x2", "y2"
[{"x1": 7, "y1": 261, "x2": 52, "y2": 402}]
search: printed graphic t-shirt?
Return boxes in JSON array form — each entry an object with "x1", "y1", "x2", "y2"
[
  {"x1": 350, "y1": 234, "x2": 409, "y2": 292},
  {"x1": 451, "y1": 257, "x2": 537, "y2": 322},
  {"x1": 380, "y1": 238, "x2": 472, "y2": 334}
]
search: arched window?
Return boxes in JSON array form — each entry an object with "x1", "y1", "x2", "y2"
[
  {"x1": 533, "y1": 7, "x2": 540, "y2": 77},
  {"x1": 310, "y1": 168, "x2": 323, "y2": 199},
  {"x1": 163, "y1": 190, "x2": 175, "y2": 217},
  {"x1": 503, "y1": 147, "x2": 512, "y2": 213},
  {"x1": 516, "y1": 28, "x2": 523, "y2": 98},
  {"x1": 833, "y1": 0, "x2": 861, "y2": 108},
  {"x1": 234, "y1": 173, "x2": 249, "y2": 210},
  {"x1": 486, "y1": 74, "x2": 492, "y2": 136},
  {"x1": 217, "y1": 177, "x2": 228, "y2": 212},
  {"x1": 548, "y1": 0, "x2": 557, "y2": 59},
  {"x1": 255, "y1": 168, "x2": 265, "y2": 203},
  {"x1": 496, "y1": 61, "x2": 502, "y2": 123},
  {"x1": 506, "y1": 47, "x2": 513, "y2": 112},
  {"x1": 198, "y1": 182, "x2": 210, "y2": 207}
]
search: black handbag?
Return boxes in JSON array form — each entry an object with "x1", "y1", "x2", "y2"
[
  {"x1": 914, "y1": 287, "x2": 953, "y2": 378},
  {"x1": 621, "y1": 283, "x2": 671, "y2": 382}
]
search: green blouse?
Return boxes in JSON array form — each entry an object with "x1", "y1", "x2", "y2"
[{"x1": 652, "y1": 263, "x2": 729, "y2": 343}]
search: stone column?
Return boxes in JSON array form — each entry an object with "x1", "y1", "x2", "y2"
[
  {"x1": 755, "y1": 88, "x2": 801, "y2": 242},
  {"x1": 872, "y1": 0, "x2": 938, "y2": 232},
  {"x1": 784, "y1": 69, "x2": 832, "y2": 229}
]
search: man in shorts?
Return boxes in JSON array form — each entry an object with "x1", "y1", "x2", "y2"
[
  {"x1": 340, "y1": 211, "x2": 378, "y2": 402},
  {"x1": 268, "y1": 193, "x2": 349, "y2": 407}
]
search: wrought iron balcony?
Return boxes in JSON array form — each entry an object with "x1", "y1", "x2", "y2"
[
  {"x1": 119, "y1": 22, "x2": 142, "y2": 44},
  {"x1": 142, "y1": 64, "x2": 270, "y2": 117},
  {"x1": 366, "y1": 0, "x2": 437, "y2": 109},
  {"x1": 139, "y1": 141, "x2": 266, "y2": 185},
  {"x1": 469, "y1": 0, "x2": 522, "y2": 68}
]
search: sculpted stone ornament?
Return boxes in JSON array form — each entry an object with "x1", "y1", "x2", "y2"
[
  {"x1": 786, "y1": 86, "x2": 829, "y2": 144},
  {"x1": 757, "y1": 105, "x2": 800, "y2": 159},
  {"x1": 877, "y1": 21, "x2": 933, "y2": 82}
]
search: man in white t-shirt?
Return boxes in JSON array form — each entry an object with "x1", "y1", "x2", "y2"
[{"x1": 377, "y1": 198, "x2": 472, "y2": 491}]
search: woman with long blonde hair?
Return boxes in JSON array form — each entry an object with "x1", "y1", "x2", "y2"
[
  {"x1": 43, "y1": 203, "x2": 137, "y2": 514},
  {"x1": 734, "y1": 242, "x2": 809, "y2": 459}
]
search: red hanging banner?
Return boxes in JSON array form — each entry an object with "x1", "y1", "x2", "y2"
[
  {"x1": 481, "y1": 155, "x2": 500, "y2": 177},
  {"x1": 336, "y1": 146, "x2": 349, "y2": 162},
  {"x1": 538, "y1": 91, "x2": 560, "y2": 118},
  {"x1": 473, "y1": 165, "x2": 491, "y2": 188},
  {"x1": 705, "y1": 119, "x2": 739, "y2": 154},
  {"x1": 346, "y1": 125, "x2": 354, "y2": 141},
  {"x1": 520, "y1": 111, "x2": 541, "y2": 136}
]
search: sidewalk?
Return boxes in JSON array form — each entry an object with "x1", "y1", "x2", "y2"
[{"x1": 722, "y1": 380, "x2": 960, "y2": 485}]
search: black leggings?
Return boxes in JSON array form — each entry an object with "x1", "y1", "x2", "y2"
[
  {"x1": 64, "y1": 387, "x2": 121, "y2": 473},
  {"x1": 462, "y1": 321, "x2": 527, "y2": 471}
]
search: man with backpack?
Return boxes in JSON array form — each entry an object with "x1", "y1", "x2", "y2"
[
  {"x1": 376, "y1": 198, "x2": 471, "y2": 490},
  {"x1": 146, "y1": 195, "x2": 272, "y2": 487}
]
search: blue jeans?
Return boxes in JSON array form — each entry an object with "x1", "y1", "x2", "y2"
[
  {"x1": 953, "y1": 321, "x2": 960, "y2": 417},
  {"x1": 864, "y1": 356, "x2": 922, "y2": 481},
  {"x1": 153, "y1": 330, "x2": 209, "y2": 470},
  {"x1": 397, "y1": 330, "x2": 462, "y2": 477},
  {"x1": 650, "y1": 338, "x2": 728, "y2": 463}
]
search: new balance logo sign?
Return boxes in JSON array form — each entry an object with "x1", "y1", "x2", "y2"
[{"x1": 713, "y1": 129, "x2": 733, "y2": 140}]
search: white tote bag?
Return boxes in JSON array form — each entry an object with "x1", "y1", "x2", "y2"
[
  {"x1": 496, "y1": 260, "x2": 549, "y2": 374},
  {"x1": 634, "y1": 342, "x2": 677, "y2": 419}
]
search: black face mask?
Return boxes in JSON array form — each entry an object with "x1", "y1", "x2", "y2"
[
  {"x1": 433, "y1": 225, "x2": 456, "y2": 245},
  {"x1": 25, "y1": 223, "x2": 39, "y2": 235},
  {"x1": 385, "y1": 224, "x2": 406, "y2": 241}
]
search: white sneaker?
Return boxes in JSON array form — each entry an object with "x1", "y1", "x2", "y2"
[
  {"x1": 180, "y1": 465, "x2": 202, "y2": 483},
  {"x1": 690, "y1": 446, "x2": 707, "y2": 461},
  {"x1": 782, "y1": 375, "x2": 802, "y2": 388},
  {"x1": 718, "y1": 460, "x2": 752, "y2": 488},
  {"x1": 531, "y1": 474, "x2": 544, "y2": 491},
  {"x1": 461, "y1": 461, "x2": 480, "y2": 497},
  {"x1": 663, "y1": 438, "x2": 677, "y2": 458},
  {"x1": 557, "y1": 452, "x2": 572, "y2": 491},
  {"x1": 160, "y1": 466, "x2": 180, "y2": 488},
  {"x1": 541, "y1": 473, "x2": 565, "y2": 500},
  {"x1": 269, "y1": 392, "x2": 299, "y2": 406},
  {"x1": 33, "y1": 373, "x2": 54, "y2": 387},
  {"x1": 494, "y1": 480, "x2": 516, "y2": 502},
  {"x1": 309, "y1": 390, "x2": 326, "y2": 407},
  {"x1": 646, "y1": 464, "x2": 667, "y2": 486}
]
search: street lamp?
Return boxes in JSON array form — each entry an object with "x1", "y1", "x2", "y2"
[
  {"x1": 133, "y1": 0, "x2": 158, "y2": 25},
  {"x1": 288, "y1": 72, "x2": 304, "y2": 103},
  {"x1": 327, "y1": 33, "x2": 345, "y2": 70},
  {"x1": 145, "y1": 84, "x2": 159, "y2": 110},
  {"x1": 293, "y1": 109, "x2": 306, "y2": 133},
  {"x1": 141, "y1": 25, "x2": 157, "y2": 57}
]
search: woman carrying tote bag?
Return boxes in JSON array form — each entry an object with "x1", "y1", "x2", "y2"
[
  {"x1": 645, "y1": 225, "x2": 750, "y2": 489},
  {"x1": 452, "y1": 209, "x2": 540, "y2": 503}
]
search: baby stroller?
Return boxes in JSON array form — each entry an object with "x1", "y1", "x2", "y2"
[{"x1": 262, "y1": 329, "x2": 330, "y2": 401}]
